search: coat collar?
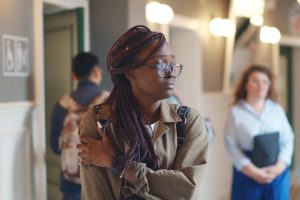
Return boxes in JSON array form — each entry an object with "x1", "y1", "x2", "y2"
[
  {"x1": 97, "y1": 99, "x2": 182, "y2": 124},
  {"x1": 159, "y1": 99, "x2": 182, "y2": 123},
  {"x1": 96, "y1": 99, "x2": 182, "y2": 144}
]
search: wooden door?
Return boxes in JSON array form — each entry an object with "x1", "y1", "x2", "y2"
[{"x1": 44, "y1": 8, "x2": 84, "y2": 200}]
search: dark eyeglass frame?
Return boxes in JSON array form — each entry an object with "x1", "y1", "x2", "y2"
[{"x1": 143, "y1": 63, "x2": 183, "y2": 78}]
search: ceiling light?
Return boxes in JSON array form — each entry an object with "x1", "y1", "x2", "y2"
[
  {"x1": 250, "y1": 15, "x2": 264, "y2": 26},
  {"x1": 209, "y1": 18, "x2": 235, "y2": 37},
  {"x1": 233, "y1": 0, "x2": 265, "y2": 18},
  {"x1": 146, "y1": 2, "x2": 174, "y2": 24},
  {"x1": 259, "y1": 26, "x2": 281, "y2": 44}
]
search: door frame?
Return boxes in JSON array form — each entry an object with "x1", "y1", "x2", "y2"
[
  {"x1": 33, "y1": 0, "x2": 90, "y2": 199},
  {"x1": 279, "y1": 34, "x2": 300, "y2": 184}
]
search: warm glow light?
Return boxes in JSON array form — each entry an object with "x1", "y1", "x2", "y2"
[
  {"x1": 233, "y1": 0, "x2": 265, "y2": 18},
  {"x1": 146, "y1": 2, "x2": 174, "y2": 24},
  {"x1": 209, "y1": 18, "x2": 235, "y2": 37},
  {"x1": 250, "y1": 15, "x2": 264, "y2": 26},
  {"x1": 259, "y1": 26, "x2": 281, "y2": 44}
]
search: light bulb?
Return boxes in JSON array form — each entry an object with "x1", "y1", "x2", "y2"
[
  {"x1": 146, "y1": 2, "x2": 174, "y2": 25},
  {"x1": 259, "y1": 26, "x2": 281, "y2": 44}
]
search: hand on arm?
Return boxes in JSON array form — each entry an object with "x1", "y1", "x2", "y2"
[
  {"x1": 241, "y1": 163, "x2": 276, "y2": 184},
  {"x1": 77, "y1": 125, "x2": 115, "y2": 168},
  {"x1": 122, "y1": 164, "x2": 137, "y2": 183},
  {"x1": 262, "y1": 160, "x2": 287, "y2": 178},
  {"x1": 79, "y1": 111, "x2": 119, "y2": 200}
]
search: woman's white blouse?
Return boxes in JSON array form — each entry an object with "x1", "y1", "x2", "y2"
[{"x1": 224, "y1": 99, "x2": 294, "y2": 170}]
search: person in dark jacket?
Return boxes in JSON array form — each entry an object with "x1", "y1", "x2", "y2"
[{"x1": 50, "y1": 52, "x2": 109, "y2": 200}]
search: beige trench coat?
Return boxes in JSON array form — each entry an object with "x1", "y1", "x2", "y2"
[{"x1": 79, "y1": 100, "x2": 208, "y2": 200}]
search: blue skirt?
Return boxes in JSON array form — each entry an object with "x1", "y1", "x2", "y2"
[{"x1": 231, "y1": 167, "x2": 290, "y2": 200}]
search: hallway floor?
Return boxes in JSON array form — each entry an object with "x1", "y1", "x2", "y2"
[{"x1": 291, "y1": 184, "x2": 300, "y2": 199}]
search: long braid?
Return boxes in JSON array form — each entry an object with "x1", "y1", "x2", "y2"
[
  {"x1": 106, "y1": 76, "x2": 159, "y2": 169},
  {"x1": 104, "y1": 26, "x2": 166, "y2": 181}
]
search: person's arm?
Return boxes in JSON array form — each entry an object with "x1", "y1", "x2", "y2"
[
  {"x1": 263, "y1": 106, "x2": 294, "y2": 177},
  {"x1": 120, "y1": 109, "x2": 209, "y2": 199},
  {"x1": 224, "y1": 111, "x2": 251, "y2": 170},
  {"x1": 277, "y1": 106, "x2": 294, "y2": 166},
  {"x1": 224, "y1": 110, "x2": 276, "y2": 184},
  {"x1": 79, "y1": 109, "x2": 117, "y2": 200},
  {"x1": 241, "y1": 162, "x2": 275, "y2": 184},
  {"x1": 50, "y1": 103, "x2": 67, "y2": 154},
  {"x1": 79, "y1": 108, "x2": 208, "y2": 199}
]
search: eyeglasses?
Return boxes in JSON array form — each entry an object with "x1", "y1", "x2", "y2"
[{"x1": 143, "y1": 63, "x2": 183, "y2": 78}]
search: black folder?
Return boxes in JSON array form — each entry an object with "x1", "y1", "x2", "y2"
[{"x1": 250, "y1": 132, "x2": 279, "y2": 168}]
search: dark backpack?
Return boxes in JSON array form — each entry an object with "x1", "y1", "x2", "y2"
[
  {"x1": 176, "y1": 106, "x2": 190, "y2": 151},
  {"x1": 59, "y1": 92, "x2": 108, "y2": 184}
]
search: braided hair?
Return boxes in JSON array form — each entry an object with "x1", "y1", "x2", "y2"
[{"x1": 105, "y1": 25, "x2": 166, "y2": 170}]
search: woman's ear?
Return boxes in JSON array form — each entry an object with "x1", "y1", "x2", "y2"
[
  {"x1": 93, "y1": 67, "x2": 102, "y2": 78},
  {"x1": 125, "y1": 70, "x2": 135, "y2": 81}
]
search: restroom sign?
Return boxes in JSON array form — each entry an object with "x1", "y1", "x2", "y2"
[{"x1": 2, "y1": 35, "x2": 29, "y2": 76}]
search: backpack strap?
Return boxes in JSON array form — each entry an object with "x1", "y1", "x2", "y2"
[
  {"x1": 59, "y1": 95, "x2": 84, "y2": 112},
  {"x1": 92, "y1": 104, "x2": 107, "y2": 127},
  {"x1": 92, "y1": 104, "x2": 102, "y2": 115},
  {"x1": 90, "y1": 91, "x2": 110, "y2": 125},
  {"x1": 89, "y1": 91, "x2": 110, "y2": 106},
  {"x1": 176, "y1": 106, "x2": 190, "y2": 151}
]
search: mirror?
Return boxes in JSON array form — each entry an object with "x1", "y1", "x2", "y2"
[
  {"x1": 230, "y1": 17, "x2": 260, "y2": 87},
  {"x1": 223, "y1": 3, "x2": 276, "y2": 93}
]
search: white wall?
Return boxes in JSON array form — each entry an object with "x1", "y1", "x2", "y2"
[
  {"x1": 0, "y1": 102, "x2": 34, "y2": 200},
  {"x1": 199, "y1": 94, "x2": 232, "y2": 200},
  {"x1": 170, "y1": 26, "x2": 232, "y2": 200},
  {"x1": 170, "y1": 26, "x2": 203, "y2": 109},
  {"x1": 292, "y1": 48, "x2": 300, "y2": 183},
  {"x1": 127, "y1": 0, "x2": 147, "y2": 28}
]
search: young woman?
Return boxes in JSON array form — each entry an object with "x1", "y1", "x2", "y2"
[
  {"x1": 77, "y1": 25, "x2": 208, "y2": 200},
  {"x1": 224, "y1": 65, "x2": 294, "y2": 200}
]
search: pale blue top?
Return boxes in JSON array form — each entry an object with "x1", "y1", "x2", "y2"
[{"x1": 224, "y1": 99, "x2": 294, "y2": 170}]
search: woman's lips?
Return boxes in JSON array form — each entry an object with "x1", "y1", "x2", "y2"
[{"x1": 164, "y1": 83, "x2": 175, "y2": 89}]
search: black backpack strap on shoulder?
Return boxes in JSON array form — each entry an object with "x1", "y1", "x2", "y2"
[
  {"x1": 92, "y1": 104, "x2": 107, "y2": 125},
  {"x1": 92, "y1": 104, "x2": 101, "y2": 115},
  {"x1": 176, "y1": 106, "x2": 190, "y2": 151}
]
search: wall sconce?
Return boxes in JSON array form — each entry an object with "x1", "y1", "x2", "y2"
[
  {"x1": 259, "y1": 26, "x2": 281, "y2": 44},
  {"x1": 250, "y1": 15, "x2": 264, "y2": 26},
  {"x1": 233, "y1": 0, "x2": 265, "y2": 18},
  {"x1": 146, "y1": 2, "x2": 174, "y2": 24},
  {"x1": 209, "y1": 18, "x2": 235, "y2": 37}
]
